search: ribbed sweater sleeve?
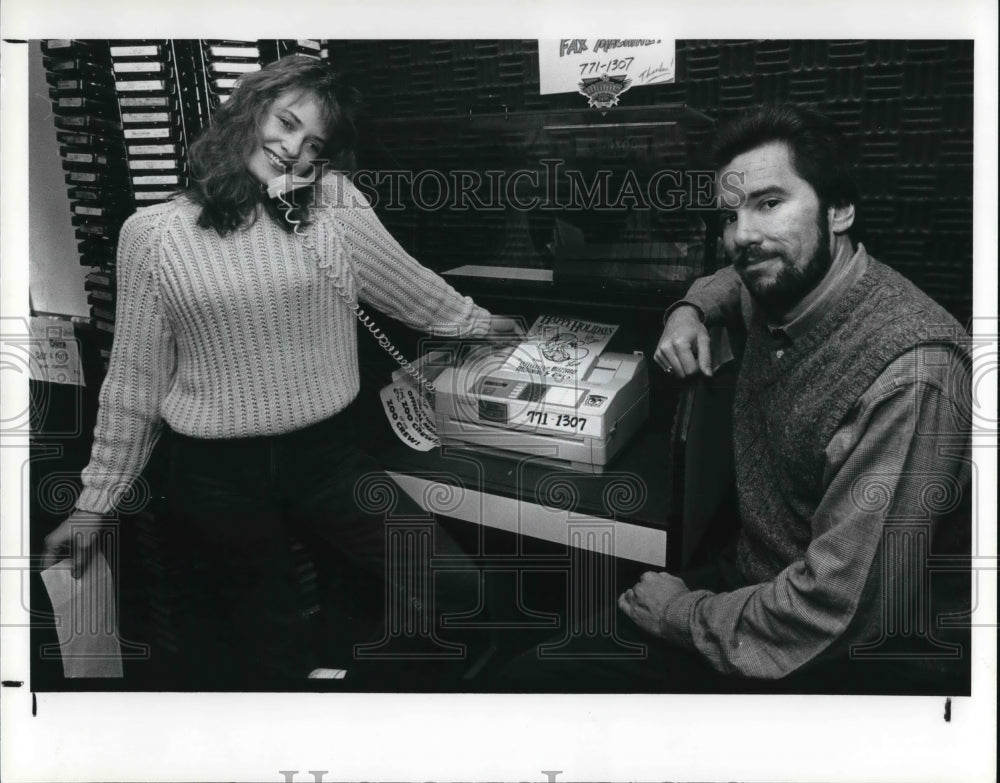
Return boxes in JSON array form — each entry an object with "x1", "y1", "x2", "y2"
[
  {"x1": 323, "y1": 176, "x2": 492, "y2": 337},
  {"x1": 77, "y1": 210, "x2": 175, "y2": 514},
  {"x1": 73, "y1": 175, "x2": 489, "y2": 514}
]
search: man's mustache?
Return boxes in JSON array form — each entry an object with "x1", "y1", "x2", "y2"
[{"x1": 734, "y1": 249, "x2": 782, "y2": 268}]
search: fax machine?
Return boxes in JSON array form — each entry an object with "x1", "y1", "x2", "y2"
[{"x1": 432, "y1": 342, "x2": 649, "y2": 473}]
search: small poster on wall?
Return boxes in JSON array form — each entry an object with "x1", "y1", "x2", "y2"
[{"x1": 537, "y1": 38, "x2": 676, "y2": 108}]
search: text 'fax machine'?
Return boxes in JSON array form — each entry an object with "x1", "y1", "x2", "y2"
[{"x1": 432, "y1": 316, "x2": 649, "y2": 472}]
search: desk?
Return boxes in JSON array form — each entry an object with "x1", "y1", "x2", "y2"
[{"x1": 375, "y1": 415, "x2": 681, "y2": 569}]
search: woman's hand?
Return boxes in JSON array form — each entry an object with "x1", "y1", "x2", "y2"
[
  {"x1": 41, "y1": 510, "x2": 106, "y2": 579},
  {"x1": 485, "y1": 316, "x2": 526, "y2": 340}
]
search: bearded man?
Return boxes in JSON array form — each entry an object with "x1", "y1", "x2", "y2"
[{"x1": 617, "y1": 104, "x2": 972, "y2": 690}]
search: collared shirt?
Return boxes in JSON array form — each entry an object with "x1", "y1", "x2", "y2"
[
  {"x1": 656, "y1": 248, "x2": 972, "y2": 679},
  {"x1": 770, "y1": 242, "x2": 868, "y2": 340}
]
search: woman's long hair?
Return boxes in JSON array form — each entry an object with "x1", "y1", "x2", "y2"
[{"x1": 186, "y1": 55, "x2": 362, "y2": 235}]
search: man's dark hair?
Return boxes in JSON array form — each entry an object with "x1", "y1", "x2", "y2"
[{"x1": 712, "y1": 104, "x2": 860, "y2": 213}]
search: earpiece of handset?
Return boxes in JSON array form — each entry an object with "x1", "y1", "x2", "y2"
[{"x1": 266, "y1": 172, "x2": 315, "y2": 199}]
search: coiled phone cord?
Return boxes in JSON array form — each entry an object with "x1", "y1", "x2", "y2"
[{"x1": 275, "y1": 189, "x2": 438, "y2": 397}]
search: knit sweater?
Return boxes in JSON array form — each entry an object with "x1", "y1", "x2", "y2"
[
  {"x1": 733, "y1": 257, "x2": 968, "y2": 583},
  {"x1": 76, "y1": 172, "x2": 491, "y2": 514}
]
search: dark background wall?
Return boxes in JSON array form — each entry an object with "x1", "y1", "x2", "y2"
[
  {"x1": 34, "y1": 39, "x2": 975, "y2": 327},
  {"x1": 328, "y1": 39, "x2": 974, "y2": 325}
]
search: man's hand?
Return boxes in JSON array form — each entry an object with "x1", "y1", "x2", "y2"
[
  {"x1": 618, "y1": 571, "x2": 690, "y2": 637},
  {"x1": 654, "y1": 305, "x2": 713, "y2": 378},
  {"x1": 41, "y1": 511, "x2": 105, "y2": 579},
  {"x1": 485, "y1": 316, "x2": 526, "y2": 339}
]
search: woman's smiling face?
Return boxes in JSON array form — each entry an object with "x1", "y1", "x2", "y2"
[{"x1": 246, "y1": 90, "x2": 328, "y2": 186}]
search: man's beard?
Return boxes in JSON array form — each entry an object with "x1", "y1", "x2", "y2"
[{"x1": 734, "y1": 218, "x2": 832, "y2": 316}]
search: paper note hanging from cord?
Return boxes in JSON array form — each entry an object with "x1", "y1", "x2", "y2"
[
  {"x1": 378, "y1": 352, "x2": 451, "y2": 451},
  {"x1": 379, "y1": 380, "x2": 439, "y2": 451},
  {"x1": 40, "y1": 553, "x2": 123, "y2": 678}
]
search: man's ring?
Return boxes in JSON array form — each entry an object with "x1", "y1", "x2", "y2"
[{"x1": 665, "y1": 365, "x2": 673, "y2": 374}]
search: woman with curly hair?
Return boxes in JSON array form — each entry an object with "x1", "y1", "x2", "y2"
[{"x1": 43, "y1": 55, "x2": 517, "y2": 687}]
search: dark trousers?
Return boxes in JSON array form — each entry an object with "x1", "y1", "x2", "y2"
[
  {"x1": 164, "y1": 402, "x2": 478, "y2": 688},
  {"x1": 498, "y1": 545, "x2": 970, "y2": 695},
  {"x1": 497, "y1": 546, "x2": 744, "y2": 692}
]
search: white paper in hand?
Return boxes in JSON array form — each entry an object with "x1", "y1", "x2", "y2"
[{"x1": 40, "y1": 553, "x2": 124, "y2": 678}]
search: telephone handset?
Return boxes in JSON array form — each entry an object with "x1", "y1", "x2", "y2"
[
  {"x1": 267, "y1": 170, "x2": 317, "y2": 236},
  {"x1": 266, "y1": 170, "x2": 317, "y2": 200},
  {"x1": 267, "y1": 170, "x2": 439, "y2": 396}
]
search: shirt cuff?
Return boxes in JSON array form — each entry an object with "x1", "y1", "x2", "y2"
[
  {"x1": 461, "y1": 305, "x2": 490, "y2": 337},
  {"x1": 426, "y1": 303, "x2": 492, "y2": 338},
  {"x1": 663, "y1": 300, "x2": 706, "y2": 326},
  {"x1": 75, "y1": 486, "x2": 115, "y2": 516},
  {"x1": 658, "y1": 588, "x2": 712, "y2": 649}
]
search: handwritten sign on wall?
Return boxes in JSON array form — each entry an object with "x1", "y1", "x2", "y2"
[
  {"x1": 28, "y1": 316, "x2": 84, "y2": 386},
  {"x1": 537, "y1": 39, "x2": 676, "y2": 107}
]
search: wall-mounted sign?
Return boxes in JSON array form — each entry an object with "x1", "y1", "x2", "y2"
[
  {"x1": 537, "y1": 39, "x2": 676, "y2": 108},
  {"x1": 28, "y1": 316, "x2": 84, "y2": 386}
]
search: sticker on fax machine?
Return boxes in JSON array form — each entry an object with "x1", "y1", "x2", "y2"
[{"x1": 507, "y1": 406, "x2": 602, "y2": 437}]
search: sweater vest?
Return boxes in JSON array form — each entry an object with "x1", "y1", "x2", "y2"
[{"x1": 733, "y1": 258, "x2": 966, "y2": 583}]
